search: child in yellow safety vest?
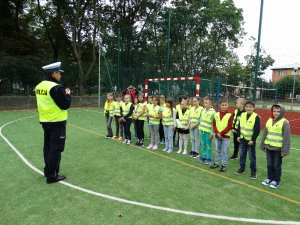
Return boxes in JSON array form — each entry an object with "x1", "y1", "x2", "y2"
[
  {"x1": 198, "y1": 96, "x2": 215, "y2": 164},
  {"x1": 159, "y1": 95, "x2": 166, "y2": 144},
  {"x1": 236, "y1": 100, "x2": 260, "y2": 179},
  {"x1": 230, "y1": 98, "x2": 245, "y2": 160},
  {"x1": 210, "y1": 99, "x2": 233, "y2": 172},
  {"x1": 146, "y1": 96, "x2": 162, "y2": 150},
  {"x1": 260, "y1": 104, "x2": 290, "y2": 189},
  {"x1": 176, "y1": 99, "x2": 190, "y2": 155},
  {"x1": 162, "y1": 97, "x2": 176, "y2": 153},
  {"x1": 120, "y1": 94, "x2": 135, "y2": 144},
  {"x1": 104, "y1": 93, "x2": 115, "y2": 138},
  {"x1": 113, "y1": 93, "x2": 124, "y2": 141},
  {"x1": 133, "y1": 94, "x2": 147, "y2": 146},
  {"x1": 188, "y1": 96, "x2": 203, "y2": 158},
  {"x1": 146, "y1": 96, "x2": 153, "y2": 139}
]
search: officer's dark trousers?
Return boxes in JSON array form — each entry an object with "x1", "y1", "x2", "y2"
[
  {"x1": 42, "y1": 123, "x2": 66, "y2": 178},
  {"x1": 123, "y1": 118, "x2": 132, "y2": 140},
  {"x1": 266, "y1": 149, "x2": 282, "y2": 183}
]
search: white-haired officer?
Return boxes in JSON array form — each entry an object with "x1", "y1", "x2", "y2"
[{"x1": 35, "y1": 62, "x2": 71, "y2": 184}]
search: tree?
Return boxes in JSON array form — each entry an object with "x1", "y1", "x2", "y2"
[{"x1": 275, "y1": 75, "x2": 300, "y2": 99}]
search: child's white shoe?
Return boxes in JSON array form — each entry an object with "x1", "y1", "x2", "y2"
[
  {"x1": 147, "y1": 144, "x2": 154, "y2": 149},
  {"x1": 182, "y1": 150, "x2": 187, "y2": 155},
  {"x1": 152, "y1": 145, "x2": 158, "y2": 150},
  {"x1": 177, "y1": 149, "x2": 182, "y2": 154},
  {"x1": 123, "y1": 139, "x2": 128, "y2": 144},
  {"x1": 162, "y1": 147, "x2": 168, "y2": 152}
]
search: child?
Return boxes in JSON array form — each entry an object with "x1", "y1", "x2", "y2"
[
  {"x1": 210, "y1": 99, "x2": 233, "y2": 172},
  {"x1": 133, "y1": 94, "x2": 147, "y2": 146},
  {"x1": 174, "y1": 96, "x2": 187, "y2": 147},
  {"x1": 146, "y1": 96, "x2": 153, "y2": 140},
  {"x1": 260, "y1": 105, "x2": 290, "y2": 189},
  {"x1": 133, "y1": 98, "x2": 139, "y2": 139},
  {"x1": 199, "y1": 96, "x2": 215, "y2": 164},
  {"x1": 162, "y1": 97, "x2": 176, "y2": 153},
  {"x1": 236, "y1": 100, "x2": 260, "y2": 179},
  {"x1": 188, "y1": 96, "x2": 203, "y2": 158},
  {"x1": 120, "y1": 94, "x2": 135, "y2": 144},
  {"x1": 159, "y1": 95, "x2": 166, "y2": 144},
  {"x1": 230, "y1": 98, "x2": 245, "y2": 160},
  {"x1": 176, "y1": 99, "x2": 190, "y2": 155},
  {"x1": 113, "y1": 93, "x2": 124, "y2": 141},
  {"x1": 146, "y1": 96, "x2": 162, "y2": 150},
  {"x1": 104, "y1": 93, "x2": 115, "y2": 138}
]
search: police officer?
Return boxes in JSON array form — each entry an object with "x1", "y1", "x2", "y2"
[{"x1": 35, "y1": 62, "x2": 71, "y2": 184}]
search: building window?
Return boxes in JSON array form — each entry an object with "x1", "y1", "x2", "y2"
[{"x1": 277, "y1": 70, "x2": 284, "y2": 76}]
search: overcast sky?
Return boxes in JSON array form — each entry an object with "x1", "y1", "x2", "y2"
[{"x1": 233, "y1": 0, "x2": 300, "y2": 81}]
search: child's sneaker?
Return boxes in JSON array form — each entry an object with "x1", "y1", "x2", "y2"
[
  {"x1": 147, "y1": 144, "x2": 154, "y2": 149},
  {"x1": 123, "y1": 139, "x2": 128, "y2": 144},
  {"x1": 177, "y1": 149, "x2": 182, "y2": 154},
  {"x1": 118, "y1": 137, "x2": 123, "y2": 141},
  {"x1": 152, "y1": 145, "x2": 158, "y2": 150},
  {"x1": 261, "y1": 179, "x2": 272, "y2": 186},
  {"x1": 235, "y1": 168, "x2": 245, "y2": 175},
  {"x1": 182, "y1": 150, "x2": 187, "y2": 155},
  {"x1": 269, "y1": 181, "x2": 279, "y2": 189},
  {"x1": 250, "y1": 171, "x2": 257, "y2": 180},
  {"x1": 126, "y1": 140, "x2": 131, "y2": 145},
  {"x1": 106, "y1": 135, "x2": 112, "y2": 139},
  {"x1": 166, "y1": 149, "x2": 173, "y2": 153},
  {"x1": 229, "y1": 155, "x2": 238, "y2": 160},
  {"x1": 219, "y1": 165, "x2": 227, "y2": 172},
  {"x1": 112, "y1": 136, "x2": 118, "y2": 139},
  {"x1": 210, "y1": 163, "x2": 219, "y2": 169},
  {"x1": 205, "y1": 159, "x2": 211, "y2": 165},
  {"x1": 192, "y1": 152, "x2": 199, "y2": 159},
  {"x1": 162, "y1": 147, "x2": 168, "y2": 152},
  {"x1": 198, "y1": 157, "x2": 206, "y2": 163}
]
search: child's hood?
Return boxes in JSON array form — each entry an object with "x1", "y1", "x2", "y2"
[{"x1": 270, "y1": 104, "x2": 285, "y2": 120}]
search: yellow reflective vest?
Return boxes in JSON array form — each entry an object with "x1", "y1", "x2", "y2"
[
  {"x1": 264, "y1": 118, "x2": 287, "y2": 147},
  {"x1": 239, "y1": 112, "x2": 259, "y2": 140},
  {"x1": 178, "y1": 108, "x2": 190, "y2": 127},
  {"x1": 190, "y1": 106, "x2": 202, "y2": 126},
  {"x1": 122, "y1": 102, "x2": 133, "y2": 119},
  {"x1": 114, "y1": 101, "x2": 123, "y2": 116},
  {"x1": 215, "y1": 112, "x2": 232, "y2": 136},
  {"x1": 199, "y1": 108, "x2": 215, "y2": 133},
  {"x1": 149, "y1": 105, "x2": 161, "y2": 125},
  {"x1": 134, "y1": 103, "x2": 146, "y2": 121},
  {"x1": 162, "y1": 107, "x2": 174, "y2": 126},
  {"x1": 35, "y1": 81, "x2": 68, "y2": 122},
  {"x1": 104, "y1": 100, "x2": 115, "y2": 116}
]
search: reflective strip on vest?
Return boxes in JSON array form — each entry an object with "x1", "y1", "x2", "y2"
[
  {"x1": 35, "y1": 81, "x2": 68, "y2": 122},
  {"x1": 199, "y1": 109, "x2": 215, "y2": 132},
  {"x1": 149, "y1": 105, "x2": 160, "y2": 125},
  {"x1": 264, "y1": 118, "x2": 286, "y2": 147},
  {"x1": 239, "y1": 112, "x2": 258, "y2": 140},
  {"x1": 178, "y1": 108, "x2": 190, "y2": 127},
  {"x1": 215, "y1": 112, "x2": 232, "y2": 136},
  {"x1": 114, "y1": 101, "x2": 123, "y2": 116},
  {"x1": 162, "y1": 108, "x2": 174, "y2": 126},
  {"x1": 233, "y1": 109, "x2": 242, "y2": 129},
  {"x1": 104, "y1": 101, "x2": 115, "y2": 116},
  {"x1": 122, "y1": 102, "x2": 132, "y2": 119}
]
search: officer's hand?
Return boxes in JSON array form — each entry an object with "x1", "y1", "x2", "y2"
[
  {"x1": 281, "y1": 152, "x2": 288, "y2": 158},
  {"x1": 248, "y1": 140, "x2": 254, "y2": 145},
  {"x1": 232, "y1": 129, "x2": 237, "y2": 134},
  {"x1": 237, "y1": 137, "x2": 241, "y2": 143},
  {"x1": 65, "y1": 88, "x2": 71, "y2": 95}
]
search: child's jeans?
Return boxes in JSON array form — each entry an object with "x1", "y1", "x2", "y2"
[{"x1": 214, "y1": 138, "x2": 230, "y2": 166}]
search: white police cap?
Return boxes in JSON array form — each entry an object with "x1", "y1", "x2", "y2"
[{"x1": 42, "y1": 62, "x2": 64, "y2": 73}]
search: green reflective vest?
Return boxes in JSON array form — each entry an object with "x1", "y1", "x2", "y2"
[
  {"x1": 162, "y1": 107, "x2": 174, "y2": 126},
  {"x1": 122, "y1": 102, "x2": 133, "y2": 119},
  {"x1": 264, "y1": 118, "x2": 287, "y2": 147},
  {"x1": 239, "y1": 112, "x2": 258, "y2": 140},
  {"x1": 178, "y1": 108, "x2": 190, "y2": 127},
  {"x1": 114, "y1": 101, "x2": 123, "y2": 116},
  {"x1": 35, "y1": 81, "x2": 68, "y2": 122},
  {"x1": 149, "y1": 105, "x2": 161, "y2": 125},
  {"x1": 134, "y1": 103, "x2": 146, "y2": 121},
  {"x1": 215, "y1": 112, "x2": 232, "y2": 136},
  {"x1": 199, "y1": 108, "x2": 215, "y2": 133},
  {"x1": 104, "y1": 100, "x2": 115, "y2": 116},
  {"x1": 233, "y1": 109, "x2": 242, "y2": 129}
]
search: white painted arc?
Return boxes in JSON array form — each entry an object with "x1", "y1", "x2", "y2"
[{"x1": 1, "y1": 116, "x2": 300, "y2": 225}]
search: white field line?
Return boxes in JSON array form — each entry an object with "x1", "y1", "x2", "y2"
[{"x1": 1, "y1": 116, "x2": 300, "y2": 225}]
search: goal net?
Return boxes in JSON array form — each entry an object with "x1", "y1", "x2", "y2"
[{"x1": 144, "y1": 76, "x2": 200, "y2": 102}]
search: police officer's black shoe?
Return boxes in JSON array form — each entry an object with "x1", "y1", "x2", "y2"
[{"x1": 46, "y1": 175, "x2": 66, "y2": 184}]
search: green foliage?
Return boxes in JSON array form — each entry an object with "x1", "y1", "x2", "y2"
[{"x1": 275, "y1": 75, "x2": 300, "y2": 99}]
